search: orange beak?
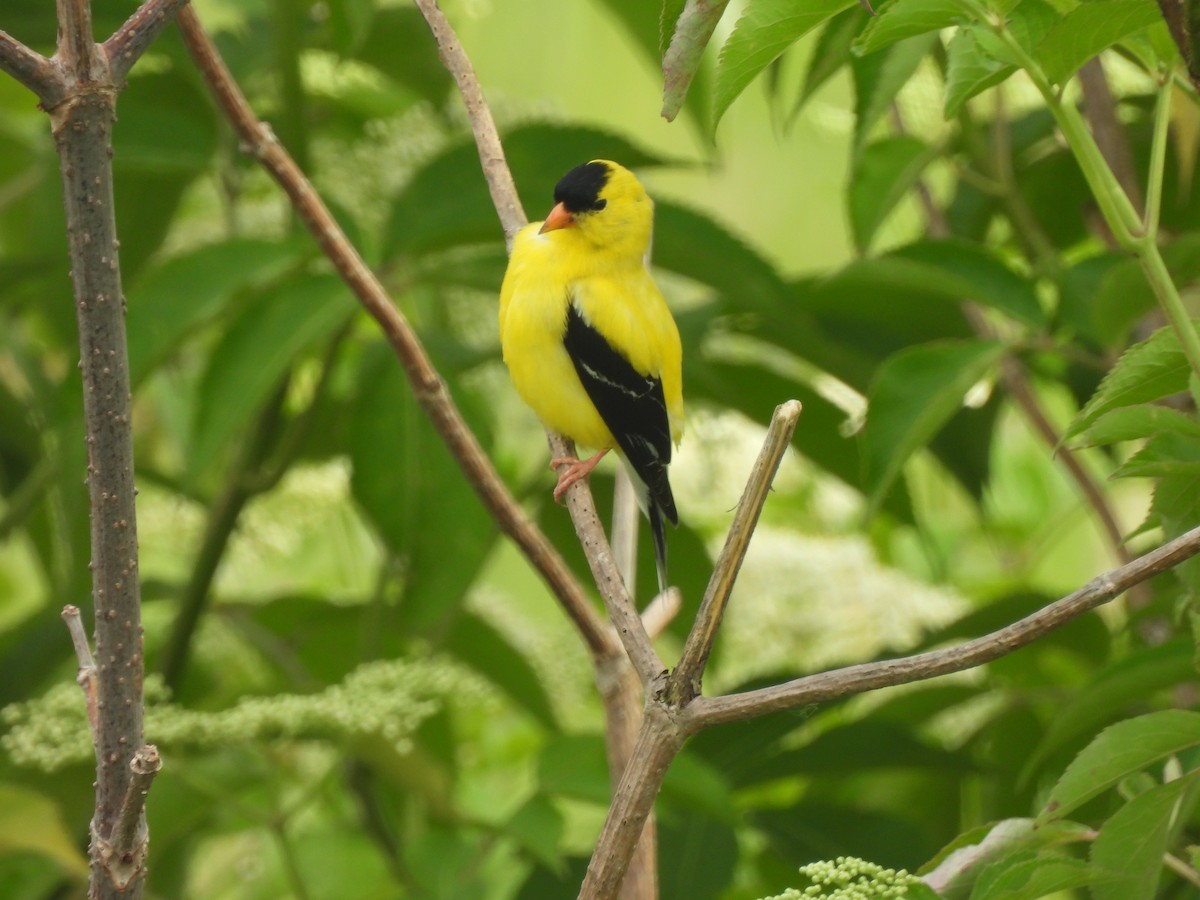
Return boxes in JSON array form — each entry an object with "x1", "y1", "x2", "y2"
[{"x1": 539, "y1": 202, "x2": 575, "y2": 234}]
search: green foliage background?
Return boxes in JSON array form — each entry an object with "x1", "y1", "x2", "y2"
[{"x1": 1, "y1": 0, "x2": 1199, "y2": 897}]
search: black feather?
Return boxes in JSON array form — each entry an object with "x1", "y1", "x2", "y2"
[
  {"x1": 562, "y1": 302, "x2": 677, "y2": 527},
  {"x1": 554, "y1": 162, "x2": 610, "y2": 215}
]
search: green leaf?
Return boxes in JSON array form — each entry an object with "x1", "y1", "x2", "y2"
[
  {"x1": 444, "y1": 612, "x2": 557, "y2": 729},
  {"x1": 890, "y1": 239, "x2": 1044, "y2": 326},
  {"x1": 971, "y1": 851, "x2": 1092, "y2": 900},
  {"x1": 351, "y1": 7, "x2": 452, "y2": 105},
  {"x1": 1069, "y1": 404, "x2": 1200, "y2": 449},
  {"x1": 1066, "y1": 323, "x2": 1194, "y2": 439},
  {"x1": 1038, "y1": 709, "x2": 1200, "y2": 824},
  {"x1": 852, "y1": 33, "x2": 937, "y2": 154},
  {"x1": 127, "y1": 239, "x2": 306, "y2": 384},
  {"x1": 854, "y1": 0, "x2": 964, "y2": 56},
  {"x1": 190, "y1": 275, "x2": 350, "y2": 477},
  {"x1": 862, "y1": 340, "x2": 1005, "y2": 512},
  {"x1": 347, "y1": 346, "x2": 498, "y2": 632},
  {"x1": 849, "y1": 136, "x2": 937, "y2": 252},
  {"x1": 658, "y1": 810, "x2": 739, "y2": 898},
  {"x1": 1036, "y1": 0, "x2": 1162, "y2": 85},
  {"x1": 795, "y1": 7, "x2": 869, "y2": 113},
  {"x1": 0, "y1": 783, "x2": 89, "y2": 879},
  {"x1": 537, "y1": 734, "x2": 611, "y2": 805},
  {"x1": 620, "y1": 0, "x2": 720, "y2": 127},
  {"x1": 1089, "y1": 234, "x2": 1200, "y2": 346},
  {"x1": 1114, "y1": 429, "x2": 1200, "y2": 478},
  {"x1": 714, "y1": 0, "x2": 856, "y2": 127},
  {"x1": 1091, "y1": 771, "x2": 1200, "y2": 900},
  {"x1": 662, "y1": 752, "x2": 738, "y2": 823},
  {"x1": 1023, "y1": 640, "x2": 1197, "y2": 783},
  {"x1": 944, "y1": 26, "x2": 1013, "y2": 117},
  {"x1": 504, "y1": 794, "x2": 566, "y2": 871}
]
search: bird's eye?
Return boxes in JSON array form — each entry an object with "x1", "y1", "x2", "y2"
[{"x1": 593, "y1": 199, "x2": 607, "y2": 212}]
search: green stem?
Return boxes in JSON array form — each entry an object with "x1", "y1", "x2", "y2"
[
  {"x1": 1144, "y1": 75, "x2": 1172, "y2": 238},
  {"x1": 1137, "y1": 242, "x2": 1200, "y2": 374}
]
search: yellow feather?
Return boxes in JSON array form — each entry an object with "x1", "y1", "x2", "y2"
[{"x1": 499, "y1": 161, "x2": 683, "y2": 454}]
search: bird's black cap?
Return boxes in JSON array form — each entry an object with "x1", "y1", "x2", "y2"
[{"x1": 553, "y1": 161, "x2": 610, "y2": 214}]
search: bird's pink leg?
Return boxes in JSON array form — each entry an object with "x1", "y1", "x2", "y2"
[{"x1": 550, "y1": 448, "x2": 609, "y2": 503}]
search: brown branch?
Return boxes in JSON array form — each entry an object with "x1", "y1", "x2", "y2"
[
  {"x1": 689, "y1": 523, "x2": 1200, "y2": 728},
  {"x1": 1078, "y1": 57, "x2": 1143, "y2": 214},
  {"x1": 105, "y1": 0, "x2": 193, "y2": 85},
  {"x1": 0, "y1": 30, "x2": 63, "y2": 103},
  {"x1": 62, "y1": 604, "x2": 99, "y2": 739},
  {"x1": 172, "y1": 6, "x2": 615, "y2": 661},
  {"x1": 668, "y1": 401, "x2": 801, "y2": 704},
  {"x1": 96, "y1": 744, "x2": 161, "y2": 890}
]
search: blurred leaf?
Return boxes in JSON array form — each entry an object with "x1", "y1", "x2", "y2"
[
  {"x1": 1023, "y1": 640, "x2": 1197, "y2": 783},
  {"x1": 291, "y1": 828, "x2": 398, "y2": 899},
  {"x1": 944, "y1": 26, "x2": 1013, "y2": 117},
  {"x1": 351, "y1": 7, "x2": 452, "y2": 104},
  {"x1": 504, "y1": 794, "x2": 565, "y2": 871},
  {"x1": 662, "y1": 751, "x2": 738, "y2": 823},
  {"x1": 849, "y1": 135, "x2": 936, "y2": 252},
  {"x1": 795, "y1": 7, "x2": 869, "y2": 114},
  {"x1": 755, "y1": 801, "x2": 939, "y2": 869},
  {"x1": 127, "y1": 239, "x2": 307, "y2": 384},
  {"x1": 386, "y1": 123, "x2": 666, "y2": 258},
  {"x1": 1037, "y1": 709, "x2": 1200, "y2": 824},
  {"x1": 347, "y1": 345, "x2": 498, "y2": 632},
  {"x1": 327, "y1": 0, "x2": 376, "y2": 54},
  {"x1": 853, "y1": 0, "x2": 963, "y2": 55},
  {"x1": 1066, "y1": 323, "x2": 1193, "y2": 439},
  {"x1": 862, "y1": 340, "x2": 1004, "y2": 512},
  {"x1": 970, "y1": 851, "x2": 1092, "y2": 900},
  {"x1": 1035, "y1": 0, "x2": 1162, "y2": 85},
  {"x1": 851, "y1": 33, "x2": 936, "y2": 155},
  {"x1": 1152, "y1": 473, "x2": 1200, "y2": 593},
  {"x1": 537, "y1": 734, "x2": 611, "y2": 804},
  {"x1": 0, "y1": 783, "x2": 88, "y2": 879},
  {"x1": 713, "y1": 0, "x2": 856, "y2": 127},
  {"x1": 190, "y1": 275, "x2": 350, "y2": 477},
  {"x1": 444, "y1": 611, "x2": 557, "y2": 729},
  {"x1": 1090, "y1": 770, "x2": 1200, "y2": 900},
  {"x1": 658, "y1": 809, "x2": 739, "y2": 900},
  {"x1": 1088, "y1": 234, "x2": 1200, "y2": 346}
]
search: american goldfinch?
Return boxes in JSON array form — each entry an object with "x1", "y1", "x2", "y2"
[{"x1": 499, "y1": 159, "x2": 683, "y2": 592}]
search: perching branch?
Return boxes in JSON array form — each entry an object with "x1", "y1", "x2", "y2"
[
  {"x1": 105, "y1": 0, "x2": 193, "y2": 85},
  {"x1": 96, "y1": 744, "x2": 162, "y2": 891},
  {"x1": 173, "y1": 5, "x2": 616, "y2": 662},
  {"x1": 0, "y1": 30, "x2": 60, "y2": 102},
  {"x1": 668, "y1": 400, "x2": 801, "y2": 703}
]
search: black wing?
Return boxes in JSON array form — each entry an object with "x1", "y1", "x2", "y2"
[{"x1": 563, "y1": 300, "x2": 677, "y2": 525}]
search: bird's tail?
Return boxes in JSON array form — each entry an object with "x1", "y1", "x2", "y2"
[{"x1": 649, "y1": 501, "x2": 669, "y2": 596}]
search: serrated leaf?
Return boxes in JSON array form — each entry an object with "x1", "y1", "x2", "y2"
[
  {"x1": 127, "y1": 239, "x2": 306, "y2": 384},
  {"x1": 1091, "y1": 771, "x2": 1200, "y2": 900},
  {"x1": 1114, "y1": 429, "x2": 1200, "y2": 478},
  {"x1": 971, "y1": 851, "x2": 1092, "y2": 900},
  {"x1": 862, "y1": 340, "x2": 1005, "y2": 512},
  {"x1": 1036, "y1": 0, "x2": 1162, "y2": 85},
  {"x1": 1038, "y1": 709, "x2": 1200, "y2": 825},
  {"x1": 714, "y1": 0, "x2": 856, "y2": 127},
  {"x1": 1023, "y1": 641, "x2": 1197, "y2": 783},
  {"x1": 945, "y1": 26, "x2": 1013, "y2": 117},
  {"x1": 1066, "y1": 323, "x2": 1194, "y2": 439},
  {"x1": 849, "y1": 135, "x2": 937, "y2": 251},
  {"x1": 854, "y1": 0, "x2": 964, "y2": 55},
  {"x1": 190, "y1": 275, "x2": 350, "y2": 477},
  {"x1": 1069, "y1": 404, "x2": 1200, "y2": 449}
]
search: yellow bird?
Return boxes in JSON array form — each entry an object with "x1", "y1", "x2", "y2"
[{"x1": 499, "y1": 160, "x2": 684, "y2": 592}]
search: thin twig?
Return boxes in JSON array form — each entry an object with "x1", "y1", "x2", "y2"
[
  {"x1": 1164, "y1": 851, "x2": 1200, "y2": 889},
  {"x1": 689, "y1": 523, "x2": 1200, "y2": 728},
  {"x1": 61, "y1": 604, "x2": 99, "y2": 739},
  {"x1": 668, "y1": 400, "x2": 801, "y2": 704},
  {"x1": 173, "y1": 5, "x2": 615, "y2": 661},
  {"x1": 104, "y1": 0, "x2": 193, "y2": 85},
  {"x1": 412, "y1": 0, "x2": 525, "y2": 246},
  {"x1": 0, "y1": 30, "x2": 62, "y2": 103}
]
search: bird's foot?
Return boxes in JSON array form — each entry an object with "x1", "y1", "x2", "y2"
[{"x1": 550, "y1": 449, "x2": 609, "y2": 503}]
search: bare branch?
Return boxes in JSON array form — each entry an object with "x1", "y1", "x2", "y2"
[
  {"x1": 105, "y1": 0, "x2": 193, "y2": 85},
  {"x1": 62, "y1": 604, "x2": 99, "y2": 739},
  {"x1": 688, "y1": 524, "x2": 1200, "y2": 729},
  {"x1": 669, "y1": 401, "x2": 801, "y2": 703},
  {"x1": 0, "y1": 30, "x2": 63, "y2": 103},
  {"x1": 173, "y1": 6, "x2": 617, "y2": 661},
  {"x1": 412, "y1": 0, "x2": 526, "y2": 246}
]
